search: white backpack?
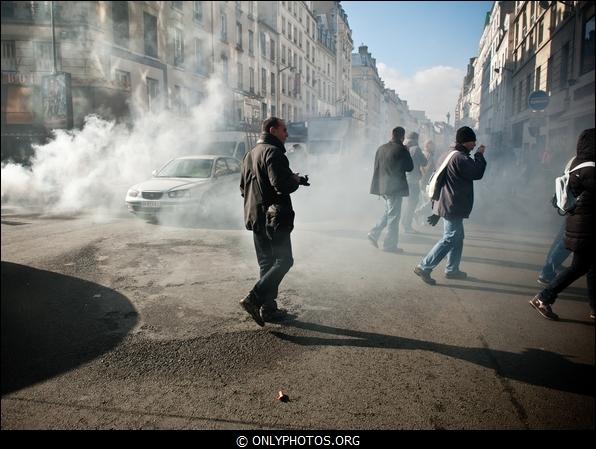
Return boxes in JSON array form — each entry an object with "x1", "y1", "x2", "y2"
[
  {"x1": 553, "y1": 157, "x2": 594, "y2": 214},
  {"x1": 425, "y1": 150, "x2": 458, "y2": 200}
]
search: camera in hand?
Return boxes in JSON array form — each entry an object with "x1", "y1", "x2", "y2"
[{"x1": 298, "y1": 175, "x2": 310, "y2": 186}]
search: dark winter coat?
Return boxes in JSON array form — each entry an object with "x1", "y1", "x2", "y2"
[
  {"x1": 406, "y1": 142, "x2": 428, "y2": 183},
  {"x1": 435, "y1": 144, "x2": 486, "y2": 219},
  {"x1": 565, "y1": 129, "x2": 595, "y2": 252},
  {"x1": 240, "y1": 133, "x2": 299, "y2": 232},
  {"x1": 369, "y1": 140, "x2": 414, "y2": 196}
]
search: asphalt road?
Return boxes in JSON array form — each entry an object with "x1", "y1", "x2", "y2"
[{"x1": 1, "y1": 207, "x2": 593, "y2": 430}]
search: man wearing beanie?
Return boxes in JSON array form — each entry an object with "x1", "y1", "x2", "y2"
[
  {"x1": 414, "y1": 126, "x2": 486, "y2": 285},
  {"x1": 402, "y1": 131, "x2": 428, "y2": 233}
]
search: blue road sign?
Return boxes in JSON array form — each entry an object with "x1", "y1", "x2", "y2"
[{"x1": 528, "y1": 90, "x2": 549, "y2": 111}]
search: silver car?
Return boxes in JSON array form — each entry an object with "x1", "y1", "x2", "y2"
[{"x1": 125, "y1": 155, "x2": 242, "y2": 223}]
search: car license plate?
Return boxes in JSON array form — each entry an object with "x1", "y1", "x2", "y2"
[{"x1": 142, "y1": 201, "x2": 160, "y2": 208}]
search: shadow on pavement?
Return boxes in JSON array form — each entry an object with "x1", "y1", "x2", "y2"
[
  {"x1": 1, "y1": 262, "x2": 138, "y2": 395},
  {"x1": 444, "y1": 282, "x2": 587, "y2": 303},
  {"x1": 271, "y1": 320, "x2": 595, "y2": 397}
]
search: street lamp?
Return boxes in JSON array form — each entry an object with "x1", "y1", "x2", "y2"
[{"x1": 494, "y1": 66, "x2": 513, "y2": 74}]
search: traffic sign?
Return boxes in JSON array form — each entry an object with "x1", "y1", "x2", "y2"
[{"x1": 528, "y1": 90, "x2": 549, "y2": 111}]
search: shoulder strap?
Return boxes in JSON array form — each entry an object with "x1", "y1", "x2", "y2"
[{"x1": 568, "y1": 161, "x2": 595, "y2": 174}]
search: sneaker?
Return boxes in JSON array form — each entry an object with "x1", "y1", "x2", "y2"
[
  {"x1": 240, "y1": 295, "x2": 265, "y2": 327},
  {"x1": 445, "y1": 270, "x2": 468, "y2": 280},
  {"x1": 529, "y1": 296, "x2": 559, "y2": 321},
  {"x1": 261, "y1": 308, "x2": 291, "y2": 322},
  {"x1": 414, "y1": 266, "x2": 436, "y2": 286},
  {"x1": 383, "y1": 247, "x2": 404, "y2": 254},
  {"x1": 367, "y1": 233, "x2": 378, "y2": 248},
  {"x1": 536, "y1": 277, "x2": 551, "y2": 287}
]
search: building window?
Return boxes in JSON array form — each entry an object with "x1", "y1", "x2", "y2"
[
  {"x1": 146, "y1": 77, "x2": 160, "y2": 111},
  {"x1": 538, "y1": 18, "x2": 544, "y2": 44},
  {"x1": 174, "y1": 28, "x2": 184, "y2": 66},
  {"x1": 580, "y1": 13, "x2": 595, "y2": 74},
  {"x1": 248, "y1": 1, "x2": 254, "y2": 17},
  {"x1": 282, "y1": 73, "x2": 286, "y2": 94},
  {"x1": 525, "y1": 73, "x2": 532, "y2": 108},
  {"x1": 535, "y1": 65, "x2": 541, "y2": 91},
  {"x1": 173, "y1": 85, "x2": 184, "y2": 114},
  {"x1": 112, "y1": 1, "x2": 129, "y2": 46},
  {"x1": 260, "y1": 32, "x2": 266, "y2": 58},
  {"x1": 249, "y1": 67, "x2": 255, "y2": 93},
  {"x1": 193, "y1": 1, "x2": 203, "y2": 22},
  {"x1": 282, "y1": 45, "x2": 286, "y2": 64},
  {"x1": 236, "y1": 22, "x2": 243, "y2": 49},
  {"x1": 237, "y1": 62, "x2": 243, "y2": 89},
  {"x1": 35, "y1": 41, "x2": 54, "y2": 71},
  {"x1": 220, "y1": 13, "x2": 228, "y2": 41},
  {"x1": 261, "y1": 68, "x2": 267, "y2": 95},
  {"x1": 172, "y1": 1, "x2": 183, "y2": 11},
  {"x1": 560, "y1": 42, "x2": 569, "y2": 88},
  {"x1": 222, "y1": 56, "x2": 229, "y2": 83},
  {"x1": 144, "y1": 12, "x2": 158, "y2": 57},
  {"x1": 114, "y1": 69, "x2": 131, "y2": 90},
  {"x1": 195, "y1": 38, "x2": 204, "y2": 74},
  {"x1": 270, "y1": 39, "x2": 275, "y2": 61},
  {"x1": 282, "y1": 17, "x2": 286, "y2": 35},
  {"x1": 261, "y1": 102, "x2": 267, "y2": 119},
  {"x1": 1, "y1": 40, "x2": 16, "y2": 71},
  {"x1": 271, "y1": 72, "x2": 275, "y2": 95},
  {"x1": 546, "y1": 56, "x2": 553, "y2": 92},
  {"x1": 248, "y1": 30, "x2": 254, "y2": 55},
  {"x1": 282, "y1": 103, "x2": 287, "y2": 119}
]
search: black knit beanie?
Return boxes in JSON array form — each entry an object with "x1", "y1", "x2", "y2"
[{"x1": 456, "y1": 126, "x2": 476, "y2": 144}]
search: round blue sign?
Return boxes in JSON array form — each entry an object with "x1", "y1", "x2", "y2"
[{"x1": 528, "y1": 90, "x2": 549, "y2": 111}]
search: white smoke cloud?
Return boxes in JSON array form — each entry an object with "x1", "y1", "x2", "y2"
[
  {"x1": 0, "y1": 77, "x2": 228, "y2": 216},
  {"x1": 377, "y1": 63, "x2": 464, "y2": 123}
]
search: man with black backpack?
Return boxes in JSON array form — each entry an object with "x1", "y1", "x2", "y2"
[{"x1": 413, "y1": 126, "x2": 486, "y2": 285}]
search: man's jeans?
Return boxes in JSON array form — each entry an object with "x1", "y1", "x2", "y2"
[
  {"x1": 369, "y1": 195, "x2": 403, "y2": 250},
  {"x1": 418, "y1": 217, "x2": 464, "y2": 273},
  {"x1": 251, "y1": 229, "x2": 293, "y2": 311},
  {"x1": 538, "y1": 222, "x2": 571, "y2": 282},
  {"x1": 538, "y1": 250, "x2": 595, "y2": 314},
  {"x1": 402, "y1": 184, "x2": 420, "y2": 230}
]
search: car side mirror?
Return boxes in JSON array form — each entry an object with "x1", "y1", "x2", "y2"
[{"x1": 151, "y1": 169, "x2": 157, "y2": 177}]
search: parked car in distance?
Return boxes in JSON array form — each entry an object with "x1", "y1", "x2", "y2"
[{"x1": 125, "y1": 155, "x2": 242, "y2": 224}]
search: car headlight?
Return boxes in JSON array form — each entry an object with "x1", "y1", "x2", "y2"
[
  {"x1": 168, "y1": 189, "x2": 190, "y2": 198},
  {"x1": 127, "y1": 189, "x2": 140, "y2": 198}
]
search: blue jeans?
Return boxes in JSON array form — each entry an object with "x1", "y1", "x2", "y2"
[
  {"x1": 369, "y1": 195, "x2": 403, "y2": 250},
  {"x1": 418, "y1": 217, "x2": 464, "y2": 273},
  {"x1": 538, "y1": 222, "x2": 571, "y2": 282}
]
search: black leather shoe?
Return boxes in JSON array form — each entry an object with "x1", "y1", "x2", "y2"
[
  {"x1": 414, "y1": 266, "x2": 436, "y2": 285},
  {"x1": 240, "y1": 295, "x2": 265, "y2": 327},
  {"x1": 261, "y1": 308, "x2": 291, "y2": 322},
  {"x1": 445, "y1": 270, "x2": 467, "y2": 280}
]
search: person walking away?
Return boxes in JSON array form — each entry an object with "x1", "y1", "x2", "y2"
[
  {"x1": 367, "y1": 126, "x2": 414, "y2": 253},
  {"x1": 239, "y1": 117, "x2": 309, "y2": 326},
  {"x1": 530, "y1": 128, "x2": 595, "y2": 321},
  {"x1": 402, "y1": 132, "x2": 428, "y2": 233},
  {"x1": 413, "y1": 126, "x2": 487, "y2": 285},
  {"x1": 414, "y1": 139, "x2": 437, "y2": 226}
]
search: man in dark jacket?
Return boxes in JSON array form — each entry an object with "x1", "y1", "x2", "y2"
[
  {"x1": 239, "y1": 117, "x2": 307, "y2": 326},
  {"x1": 414, "y1": 126, "x2": 486, "y2": 285},
  {"x1": 367, "y1": 126, "x2": 414, "y2": 253},
  {"x1": 530, "y1": 128, "x2": 595, "y2": 321},
  {"x1": 402, "y1": 131, "x2": 428, "y2": 233}
]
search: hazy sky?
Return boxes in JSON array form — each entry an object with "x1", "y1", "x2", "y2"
[{"x1": 342, "y1": 1, "x2": 494, "y2": 122}]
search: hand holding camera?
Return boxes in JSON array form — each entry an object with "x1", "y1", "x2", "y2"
[{"x1": 295, "y1": 174, "x2": 310, "y2": 186}]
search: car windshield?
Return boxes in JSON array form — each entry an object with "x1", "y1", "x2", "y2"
[
  {"x1": 156, "y1": 159, "x2": 213, "y2": 178},
  {"x1": 203, "y1": 141, "x2": 236, "y2": 156}
]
